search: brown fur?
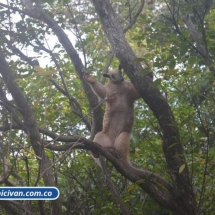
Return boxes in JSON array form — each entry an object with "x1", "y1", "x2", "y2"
[{"x1": 84, "y1": 68, "x2": 140, "y2": 163}]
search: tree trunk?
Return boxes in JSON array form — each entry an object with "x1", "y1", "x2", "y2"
[
  {"x1": 91, "y1": 0, "x2": 199, "y2": 214},
  {"x1": 0, "y1": 48, "x2": 62, "y2": 215}
]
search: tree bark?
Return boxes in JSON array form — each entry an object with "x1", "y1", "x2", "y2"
[
  {"x1": 0, "y1": 1, "x2": 203, "y2": 214},
  {"x1": 0, "y1": 48, "x2": 62, "y2": 215},
  {"x1": 91, "y1": 0, "x2": 199, "y2": 214},
  {"x1": 21, "y1": 0, "x2": 103, "y2": 138}
]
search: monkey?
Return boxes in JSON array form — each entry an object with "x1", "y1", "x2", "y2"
[
  {"x1": 84, "y1": 66, "x2": 141, "y2": 163},
  {"x1": 84, "y1": 68, "x2": 172, "y2": 191}
]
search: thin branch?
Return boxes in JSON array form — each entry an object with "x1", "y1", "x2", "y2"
[
  {"x1": 0, "y1": 47, "x2": 62, "y2": 215},
  {"x1": 65, "y1": 3, "x2": 87, "y2": 67},
  {"x1": 0, "y1": 2, "x2": 32, "y2": 16},
  {"x1": 185, "y1": 81, "x2": 211, "y2": 212},
  {"x1": 101, "y1": 49, "x2": 115, "y2": 85},
  {"x1": 49, "y1": 79, "x2": 91, "y2": 130},
  {"x1": 164, "y1": 0, "x2": 214, "y2": 68},
  {"x1": 38, "y1": 201, "x2": 46, "y2": 215},
  {"x1": 179, "y1": 12, "x2": 208, "y2": 60},
  {"x1": 21, "y1": 0, "x2": 34, "y2": 10},
  {"x1": 163, "y1": 0, "x2": 201, "y2": 51},
  {"x1": 12, "y1": 125, "x2": 173, "y2": 193},
  {"x1": 91, "y1": 0, "x2": 198, "y2": 214},
  {"x1": 100, "y1": 158, "x2": 131, "y2": 215},
  {"x1": 0, "y1": 84, "x2": 26, "y2": 131},
  {"x1": 0, "y1": 1, "x2": 103, "y2": 137},
  {"x1": 0, "y1": 201, "x2": 29, "y2": 215},
  {"x1": 45, "y1": 137, "x2": 172, "y2": 192},
  {"x1": 23, "y1": 156, "x2": 30, "y2": 186},
  {"x1": 123, "y1": 2, "x2": 145, "y2": 33},
  {"x1": 1, "y1": 32, "x2": 91, "y2": 131},
  {"x1": 0, "y1": 32, "x2": 39, "y2": 67}
]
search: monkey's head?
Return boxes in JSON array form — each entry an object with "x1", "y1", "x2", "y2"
[{"x1": 103, "y1": 65, "x2": 124, "y2": 84}]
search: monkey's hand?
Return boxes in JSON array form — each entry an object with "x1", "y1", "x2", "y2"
[{"x1": 84, "y1": 73, "x2": 97, "y2": 83}]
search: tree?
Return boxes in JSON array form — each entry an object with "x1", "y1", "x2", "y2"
[{"x1": 0, "y1": 0, "x2": 214, "y2": 214}]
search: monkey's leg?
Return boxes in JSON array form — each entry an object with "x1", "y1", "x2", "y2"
[
  {"x1": 92, "y1": 132, "x2": 112, "y2": 158},
  {"x1": 113, "y1": 132, "x2": 130, "y2": 162}
]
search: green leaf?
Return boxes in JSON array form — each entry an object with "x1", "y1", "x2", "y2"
[
  {"x1": 147, "y1": 158, "x2": 156, "y2": 166},
  {"x1": 188, "y1": 56, "x2": 196, "y2": 67},
  {"x1": 34, "y1": 66, "x2": 46, "y2": 75},
  {"x1": 169, "y1": 58, "x2": 176, "y2": 69},
  {"x1": 168, "y1": 142, "x2": 178, "y2": 149},
  {"x1": 179, "y1": 164, "x2": 186, "y2": 174},
  {"x1": 152, "y1": 78, "x2": 162, "y2": 87},
  {"x1": 45, "y1": 69, "x2": 59, "y2": 76},
  {"x1": 139, "y1": 67, "x2": 151, "y2": 75},
  {"x1": 166, "y1": 69, "x2": 178, "y2": 75},
  {"x1": 34, "y1": 66, "x2": 59, "y2": 76},
  {"x1": 127, "y1": 184, "x2": 135, "y2": 192}
]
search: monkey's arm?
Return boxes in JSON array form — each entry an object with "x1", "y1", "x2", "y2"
[{"x1": 84, "y1": 73, "x2": 109, "y2": 99}]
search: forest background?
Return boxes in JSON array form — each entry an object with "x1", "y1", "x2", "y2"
[{"x1": 0, "y1": 0, "x2": 215, "y2": 214}]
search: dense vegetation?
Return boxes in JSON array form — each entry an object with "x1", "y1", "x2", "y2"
[{"x1": 0, "y1": 0, "x2": 215, "y2": 214}]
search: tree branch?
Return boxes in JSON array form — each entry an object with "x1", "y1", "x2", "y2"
[
  {"x1": 44, "y1": 135, "x2": 172, "y2": 192},
  {"x1": 100, "y1": 158, "x2": 131, "y2": 215},
  {"x1": 1, "y1": 32, "x2": 91, "y2": 131},
  {"x1": 49, "y1": 79, "x2": 91, "y2": 131},
  {"x1": 123, "y1": 2, "x2": 145, "y2": 33},
  {"x1": 14, "y1": 125, "x2": 172, "y2": 194},
  {"x1": 0, "y1": 84, "x2": 27, "y2": 131},
  {"x1": 0, "y1": 1, "x2": 103, "y2": 138},
  {"x1": 0, "y1": 201, "x2": 29, "y2": 215},
  {"x1": 164, "y1": 1, "x2": 214, "y2": 74},
  {"x1": 91, "y1": 0, "x2": 198, "y2": 214},
  {"x1": 22, "y1": 1, "x2": 103, "y2": 138},
  {"x1": 178, "y1": 10, "x2": 214, "y2": 73},
  {"x1": 0, "y1": 48, "x2": 62, "y2": 215}
]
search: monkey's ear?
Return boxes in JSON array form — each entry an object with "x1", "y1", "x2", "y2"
[{"x1": 103, "y1": 73, "x2": 110, "y2": 78}]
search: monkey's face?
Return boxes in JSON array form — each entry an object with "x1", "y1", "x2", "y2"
[{"x1": 103, "y1": 69, "x2": 124, "y2": 84}]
